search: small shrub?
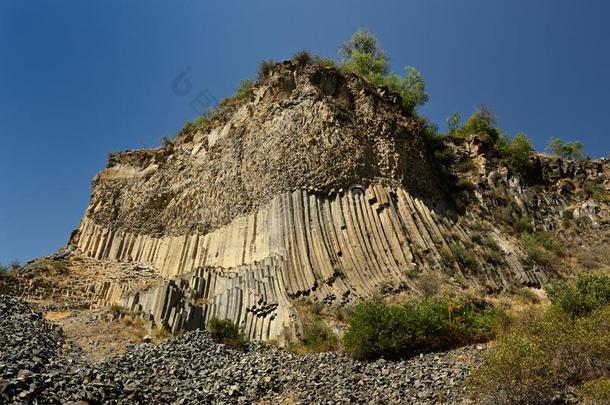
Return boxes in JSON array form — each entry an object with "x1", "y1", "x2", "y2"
[
  {"x1": 121, "y1": 316, "x2": 144, "y2": 329},
  {"x1": 578, "y1": 378, "x2": 610, "y2": 403},
  {"x1": 547, "y1": 137, "x2": 587, "y2": 161},
  {"x1": 207, "y1": 317, "x2": 246, "y2": 349},
  {"x1": 153, "y1": 326, "x2": 172, "y2": 342},
  {"x1": 454, "y1": 106, "x2": 502, "y2": 144},
  {"x1": 0, "y1": 263, "x2": 8, "y2": 278},
  {"x1": 521, "y1": 232, "x2": 563, "y2": 270},
  {"x1": 310, "y1": 54, "x2": 337, "y2": 68},
  {"x1": 301, "y1": 317, "x2": 339, "y2": 352},
  {"x1": 467, "y1": 327, "x2": 553, "y2": 404},
  {"x1": 506, "y1": 285, "x2": 541, "y2": 304},
  {"x1": 109, "y1": 304, "x2": 128, "y2": 317},
  {"x1": 522, "y1": 232, "x2": 564, "y2": 256},
  {"x1": 547, "y1": 273, "x2": 610, "y2": 318},
  {"x1": 468, "y1": 305, "x2": 610, "y2": 404},
  {"x1": 258, "y1": 59, "x2": 275, "y2": 80},
  {"x1": 417, "y1": 272, "x2": 442, "y2": 297},
  {"x1": 161, "y1": 136, "x2": 173, "y2": 148},
  {"x1": 513, "y1": 216, "x2": 533, "y2": 234},
  {"x1": 292, "y1": 49, "x2": 312, "y2": 65},
  {"x1": 499, "y1": 132, "x2": 534, "y2": 179},
  {"x1": 583, "y1": 182, "x2": 610, "y2": 203},
  {"x1": 233, "y1": 79, "x2": 255, "y2": 100},
  {"x1": 449, "y1": 243, "x2": 480, "y2": 272},
  {"x1": 344, "y1": 298, "x2": 506, "y2": 360}
]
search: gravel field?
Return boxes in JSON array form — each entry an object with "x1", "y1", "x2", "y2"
[{"x1": 0, "y1": 295, "x2": 481, "y2": 404}]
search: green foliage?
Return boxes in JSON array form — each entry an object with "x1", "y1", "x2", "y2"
[
  {"x1": 578, "y1": 378, "x2": 610, "y2": 403},
  {"x1": 513, "y1": 215, "x2": 533, "y2": 234},
  {"x1": 447, "y1": 112, "x2": 460, "y2": 135},
  {"x1": 292, "y1": 49, "x2": 313, "y2": 66},
  {"x1": 0, "y1": 263, "x2": 8, "y2": 278},
  {"x1": 455, "y1": 106, "x2": 502, "y2": 143},
  {"x1": 547, "y1": 137, "x2": 587, "y2": 161},
  {"x1": 339, "y1": 29, "x2": 389, "y2": 80},
  {"x1": 300, "y1": 317, "x2": 339, "y2": 352},
  {"x1": 582, "y1": 182, "x2": 610, "y2": 203},
  {"x1": 468, "y1": 302, "x2": 610, "y2": 404},
  {"x1": 109, "y1": 304, "x2": 128, "y2": 317},
  {"x1": 161, "y1": 136, "x2": 173, "y2": 148},
  {"x1": 547, "y1": 273, "x2": 610, "y2": 318},
  {"x1": 522, "y1": 232, "x2": 564, "y2": 256},
  {"x1": 449, "y1": 243, "x2": 481, "y2": 272},
  {"x1": 520, "y1": 231, "x2": 563, "y2": 270},
  {"x1": 499, "y1": 132, "x2": 535, "y2": 178},
  {"x1": 207, "y1": 317, "x2": 247, "y2": 349},
  {"x1": 304, "y1": 54, "x2": 337, "y2": 69},
  {"x1": 233, "y1": 79, "x2": 255, "y2": 100},
  {"x1": 339, "y1": 29, "x2": 427, "y2": 114},
  {"x1": 344, "y1": 298, "x2": 507, "y2": 360},
  {"x1": 258, "y1": 59, "x2": 276, "y2": 81},
  {"x1": 382, "y1": 67, "x2": 429, "y2": 113}
]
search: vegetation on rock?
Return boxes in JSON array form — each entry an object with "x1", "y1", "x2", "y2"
[
  {"x1": 547, "y1": 137, "x2": 587, "y2": 161},
  {"x1": 468, "y1": 274, "x2": 610, "y2": 404},
  {"x1": 339, "y1": 29, "x2": 428, "y2": 114},
  {"x1": 207, "y1": 317, "x2": 247, "y2": 349}
]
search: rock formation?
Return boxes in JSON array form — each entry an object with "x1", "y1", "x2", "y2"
[{"x1": 15, "y1": 61, "x2": 610, "y2": 341}]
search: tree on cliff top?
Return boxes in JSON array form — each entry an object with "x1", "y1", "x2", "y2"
[
  {"x1": 339, "y1": 29, "x2": 428, "y2": 114},
  {"x1": 547, "y1": 137, "x2": 587, "y2": 161}
]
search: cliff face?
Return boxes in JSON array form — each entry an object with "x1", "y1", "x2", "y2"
[
  {"x1": 83, "y1": 61, "x2": 440, "y2": 238},
  {"x1": 49, "y1": 62, "x2": 610, "y2": 341}
]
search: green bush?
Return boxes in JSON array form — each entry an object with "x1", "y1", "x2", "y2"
[
  {"x1": 233, "y1": 79, "x2": 255, "y2": 100},
  {"x1": 449, "y1": 243, "x2": 481, "y2": 273},
  {"x1": 499, "y1": 132, "x2": 535, "y2": 178},
  {"x1": 578, "y1": 378, "x2": 610, "y2": 403},
  {"x1": 453, "y1": 106, "x2": 502, "y2": 144},
  {"x1": 339, "y1": 29, "x2": 427, "y2": 114},
  {"x1": 292, "y1": 49, "x2": 312, "y2": 66},
  {"x1": 521, "y1": 232, "x2": 563, "y2": 269},
  {"x1": 547, "y1": 273, "x2": 610, "y2": 318},
  {"x1": 522, "y1": 232, "x2": 564, "y2": 256},
  {"x1": 583, "y1": 182, "x2": 610, "y2": 203},
  {"x1": 207, "y1": 317, "x2": 247, "y2": 349},
  {"x1": 344, "y1": 298, "x2": 506, "y2": 360},
  {"x1": 468, "y1": 304, "x2": 610, "y2": 404},
  {"x1": 300, "y1": 317, "x2": 339, "y2": 353},
  {"x1": 547, "y1": 137, "x2": 587, "y2": 161},
  {"x1": 258, "y1": 59, "x2": 276, "y2": 80},
  {"x1": 513, "y1": 216, "x2": 533, "y2": 233},
  {"x1": 109, "y1": 304, "x2": 128, "y2": 317}
]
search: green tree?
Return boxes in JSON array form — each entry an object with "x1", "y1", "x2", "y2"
[
  {"x1": 500, "y1": 132, "x2": 534, "y2": 177},
  {"x1": 547, "y1": 137, "x2": 587, "y2": 160},
  {"x1": 339, "y1": 29, "x2": 428, "y2": 114},
  {"x1": 460, "y1": 106, "x2": 501, "y2": 143},
  {"x1": 447, "y1": 112, "x2": 461, "y2": 135},
  {"x1": 339, "y1": 29, "x2": 389, "y2": 81}
]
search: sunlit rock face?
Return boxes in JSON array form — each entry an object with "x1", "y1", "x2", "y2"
[{"x1": 65, "y1": 61, "x2": 610, "y2": 341}]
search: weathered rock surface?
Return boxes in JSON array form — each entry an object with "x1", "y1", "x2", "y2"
[{"x1": 15, "y1": 61, "x2": 610, "y2": 340}]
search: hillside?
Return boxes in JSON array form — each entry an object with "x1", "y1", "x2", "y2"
[
  {"x1": 1, "y1": 41, "x2": 610, "y2": 403},
  {"x1": 2, "y1": 58, "x2": 607, "y2": 344}
]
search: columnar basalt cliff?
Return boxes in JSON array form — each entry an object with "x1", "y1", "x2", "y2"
[{"x1": 53, "y1": 61, "x2": 610, "y2": 341}]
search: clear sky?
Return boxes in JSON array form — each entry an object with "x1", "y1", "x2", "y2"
[{"x1": 1, "y1": 0, "x2": 609, "y2": 264}]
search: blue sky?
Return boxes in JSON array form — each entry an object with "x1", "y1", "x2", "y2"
[{"x1": 1, "y1": 0, "x2": 609, "y2": 264}]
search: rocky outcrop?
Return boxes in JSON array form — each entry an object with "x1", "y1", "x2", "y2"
[{"x1": 51, "y1": 62, "x2": 610, "y2": 340}]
